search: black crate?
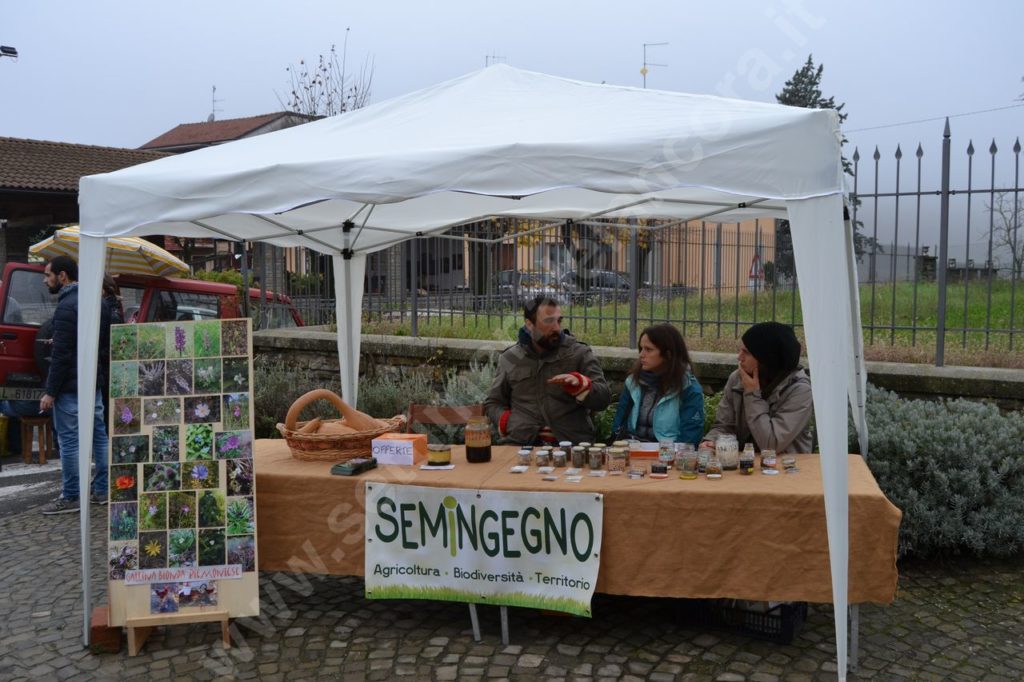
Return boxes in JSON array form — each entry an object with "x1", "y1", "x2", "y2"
[{"x1": 677, "y1": 599, "x2": 807, "y2": 644}]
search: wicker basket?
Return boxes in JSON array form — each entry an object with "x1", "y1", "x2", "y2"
[{"x1": 275, "y1": 389, "x2": 406, "y2": 462}]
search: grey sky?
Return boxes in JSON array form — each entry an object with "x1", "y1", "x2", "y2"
[
  {"x1": 3, "y1": 1, "x2": 1019, "y2": 150},
  {"x1": 2, "y1": 0, "x2": 1021, "y2": 257}
]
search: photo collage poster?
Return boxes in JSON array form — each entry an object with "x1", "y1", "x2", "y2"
[{"x1": 105, "y1": 318, "x2": 259, "y2": 624}]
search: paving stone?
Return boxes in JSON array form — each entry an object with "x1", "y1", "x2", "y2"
[{"x1": 516, "y1": 653, "x2": 544, "y2": 668}]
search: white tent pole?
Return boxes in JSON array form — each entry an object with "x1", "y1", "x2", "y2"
[
  {"x1": 332, "y1": 250, "x2": 367, "y2": 406},
  {"x1": 76, "y1": 234, "x2": 107, "y2": 646},
  {"x1": 786, "y1": 195, "x2": 850, "y2": 680},
  {"x1": 844, "y1": 211, "x2": 869, "y2": 458}
]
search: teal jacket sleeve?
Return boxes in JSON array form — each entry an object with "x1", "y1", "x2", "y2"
[{"x1": 677, "y1": 376, "x2": 706, "y2": 445}]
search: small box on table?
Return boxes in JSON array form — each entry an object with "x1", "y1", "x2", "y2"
[{"x1": 371, "y1": 433, "x2": 427, "y2": 465}]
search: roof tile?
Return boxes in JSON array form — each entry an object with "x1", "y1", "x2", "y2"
[{"x1": 0, "y1": 137, "x2": 170, "y2": 193}]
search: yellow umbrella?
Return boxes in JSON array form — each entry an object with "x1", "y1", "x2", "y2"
[{"x1": 29, "y1": 225, "x2": 190, "y2": 277}]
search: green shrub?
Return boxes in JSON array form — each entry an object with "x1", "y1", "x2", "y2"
[
  {"x1": 703, "y1": 391, "x2": 723, "y2": 435},
  {"x1": 592, "y1": 403, "x2": 618, "y2": 443},
  {"x1": 252, "y1": 356, "x2": 343, "y2": 438},
  {"x1": 356, "y1": 368, "x2": 437, "y2": 420},
  {"x1": 853, "y1": 384, "x2": 1024, "y2": 558}
]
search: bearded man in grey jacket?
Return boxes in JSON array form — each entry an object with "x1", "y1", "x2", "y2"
[{"x1": 485, "y1": 296, "x2": 610, "y2": 445}]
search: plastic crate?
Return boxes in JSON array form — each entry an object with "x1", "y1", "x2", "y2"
[{"x1": 677, "y1": 599, "x2": 807, "y2": 644}]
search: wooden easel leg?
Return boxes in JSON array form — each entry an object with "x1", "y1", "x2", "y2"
[{"x1": 128, "y1": 625, "x2": 154, "y2": 656}]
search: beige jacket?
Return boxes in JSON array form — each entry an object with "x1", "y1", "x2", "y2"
[{"x1": 704, "y1": 368, "x2": 813, "y2": 454}]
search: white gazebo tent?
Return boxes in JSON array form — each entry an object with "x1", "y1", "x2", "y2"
[{"x1": 75, "y1": 65, "x2": 867, "y2": 677}]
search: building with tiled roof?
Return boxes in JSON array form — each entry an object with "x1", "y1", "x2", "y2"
[
  {"x1": 139, "y1": 112, "x2": 319, "y2": 153},
  {"x1": 0, "y1": 137, "x2": 170, "y2": 262}
]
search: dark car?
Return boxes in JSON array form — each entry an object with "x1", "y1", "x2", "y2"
[{"x1": 559, "y1": 269, "x2": 632, "y2": 303}]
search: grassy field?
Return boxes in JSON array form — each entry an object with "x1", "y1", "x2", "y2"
[{"x1": 361, "y1": 280, "x2": 1024, "y2": 368}]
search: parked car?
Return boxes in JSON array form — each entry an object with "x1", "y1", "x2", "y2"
[
  {"x1": 0, "y1": 262, "x2": 303, "y2": 399},
  {"x1": 559, "y1": 269, "x2": 632, "y2": 303},
  {"x1": 492, "y1": 270, "x2": 562, "y2": 302}
]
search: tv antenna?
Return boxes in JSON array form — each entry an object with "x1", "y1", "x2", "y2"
[
  {"x1": 208, "y1": 85, "x2": 222, "y2": 122},
  {"x1": 641, "y1": 42, "x2": 668, "y2": 88}
]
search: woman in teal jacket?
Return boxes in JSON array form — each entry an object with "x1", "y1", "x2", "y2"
[{"x1": 611, "y1": 324, "x2": 705, "y2": 444}]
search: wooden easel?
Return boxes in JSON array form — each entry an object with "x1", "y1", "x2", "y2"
[{"x1": 125, "y1": 610, "x2": 230, "y2": 656}]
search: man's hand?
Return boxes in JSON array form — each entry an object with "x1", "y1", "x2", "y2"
[
  {"x1": 547, "y1": 372, "x2": 592, "y2": 401},
  {"x1": 738, "y1": 362, "x2": 759, "y2": 393},
  {"x1": 40, "y1": 394, "x2": 54, "y2": 413}
]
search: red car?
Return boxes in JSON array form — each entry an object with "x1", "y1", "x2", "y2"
[{"x1": 0, "y1": 262, "x2": 303, "y2": 399}]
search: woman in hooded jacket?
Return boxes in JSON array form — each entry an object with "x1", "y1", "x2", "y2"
[{"x1": 701, "y1": 321, "x2": 813, "y2": 454}]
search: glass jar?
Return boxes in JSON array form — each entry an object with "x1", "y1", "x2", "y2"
[
  {"x1": 706, "y1": 452, "x2": 723, "y2": 479},
  {"x1": 570, "y1": 446, "x2": 587, "y2": 468},
  {"x1": 739, "y1": 442, "x2": 756, "y2": 474},
  {"x1": 516, "y1": 448, "x2": 533, "y2": 466},
  {"x1": 606, "y1": 447, "x2": 628, "y2": 473},
  {"x1": 658, "y1": 438, "x2": 675, "y2": 466},
  {"x1": 535, "y1": 449, "x2": 551, "y2": 467},
  {"x1": 552, "y1": 449, "x2": 567, "y2": 467},
  {"x1": 716, "y1": 434, "x2": 739, "y2": 470},
  {"x1": 697, "y1": 446, "x2": 713, "y2": 474},
  {"x1": 464, "y1": 416, "x2": 492, "y2": 463},
  {"x1": 558, "y1": 440, "x2": 573, "y2": 451},
  {"x1": 678, "y1": 450, "x2": 699, "y2": 479},
  {"x1": 761, "y1": 448, "x2": 777, "y2": 470},
  {"x1": 588, "y1": 447, "x2": 604, "y2": 470},
  {"x1": 427, "y1": 443, "x2": 452, "y2": 466}
]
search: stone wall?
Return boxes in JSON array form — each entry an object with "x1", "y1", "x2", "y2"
[{"x1": 253, "y1": 328, "x2": 1024, "y2": 410}]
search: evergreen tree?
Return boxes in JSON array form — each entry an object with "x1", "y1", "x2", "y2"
[{"x1": 769, "y1": 55, "x2": 876, "y2": 284}]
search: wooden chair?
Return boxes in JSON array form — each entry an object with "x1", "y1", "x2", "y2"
[
  {"x1": 405, "y1": 404, "x2": 483, "y2": 432},
  {"x1": 404, "y1": 402, "x2": 510, "y2": 643}
]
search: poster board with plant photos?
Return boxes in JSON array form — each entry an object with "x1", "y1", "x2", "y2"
[{"x1": 105, "y1": 318, "x2": 258, "y2": 626}]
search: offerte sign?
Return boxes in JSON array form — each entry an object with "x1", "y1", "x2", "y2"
[{"x1": 364, "y1": 483, "x2": 603, "y2": 616}]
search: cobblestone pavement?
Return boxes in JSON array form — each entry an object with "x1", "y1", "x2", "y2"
[{"x1": 1, "y1": 491, "x2": 1022, "y2": 681}]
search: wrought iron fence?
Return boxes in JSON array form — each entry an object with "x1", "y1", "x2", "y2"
[{"x1": 244, "y1": 122, "x2": 1021, "y2": 366}]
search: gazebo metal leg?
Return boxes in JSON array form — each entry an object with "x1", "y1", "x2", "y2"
[{"x1": 468, "y1": 603, "x2": 481, "y2": 642}]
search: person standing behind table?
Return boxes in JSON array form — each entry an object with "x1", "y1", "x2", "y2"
[
  {"x1": 611, "y1": 323, "x2": 705, "y2": 445},
  {"x1": 701, "y1": 321, "x2": 813, "y2": 455},
  {"x1": 485, "y1": 295, "x2": 611, "y2": 445},
  {"x1": 39, "y1": 256, "x2": 111, "y2": 515}
]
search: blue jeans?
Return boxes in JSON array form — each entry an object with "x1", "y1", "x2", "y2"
[{"x1": 54, "y1": 391, "x2": 108, "y2": 500}]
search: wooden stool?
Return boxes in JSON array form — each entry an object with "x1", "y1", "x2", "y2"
[{"x1": 21, "y1": 416, "x2": 54, "y2": 465}]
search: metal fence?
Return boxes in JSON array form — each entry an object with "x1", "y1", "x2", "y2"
[{"x1": 250, "y1": 121, "x2": 1021, "y2": 366}]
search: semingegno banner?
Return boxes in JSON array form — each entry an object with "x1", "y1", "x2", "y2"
[{"x1": 364, "y1": 483, "x2": 604, "y2": 616}]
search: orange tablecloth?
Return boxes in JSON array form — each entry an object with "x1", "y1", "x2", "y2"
[{"x1": 255, "y1": 442, "x2": 901, "y2": 604}]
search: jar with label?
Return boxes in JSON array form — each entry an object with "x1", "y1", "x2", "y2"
[
  {"x1": 464, "y1": 416, "x2": 492, "y2": 463},
  {"x1": 606, "y1": 446, "x2": 628, "y2": 473},
  {"x1": 552, "y1": 449, "x2": 567, "y2": 467},
  {"x1": 570, "y1": 446, "x2": 587, "y2": 468},
  {"x1": 739, "y1": 442, "x2": 756, "y2": 474},
  {"x1": 716, "y1": 434, "x2": 739, "y2": 470},
  {"x1": 516, "y1": 448, "x2": 533, "y2": 466},
  {"x1": 761, "y1": 448, "x2": 777, "y2": 470}
]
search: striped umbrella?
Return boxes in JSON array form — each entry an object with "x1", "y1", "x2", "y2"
[{"x1": 29, "y1": 225, "x2": 190, "y2": 277}]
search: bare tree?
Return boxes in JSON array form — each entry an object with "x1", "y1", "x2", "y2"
[
  {"x1": 278, "y1": 37, "x2": 374, "y2": 117},
  {"x1": 987, "y1": 191, "x2": 1023, "y2": 277}
]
